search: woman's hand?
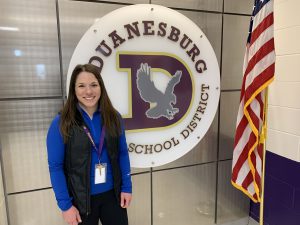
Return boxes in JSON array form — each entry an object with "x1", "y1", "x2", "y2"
[
  {"x1": 62, "y1": 205, "x2": 82, "y2": 225},
  {"x1": 120, "y1": 192, "x2": 132, "y2": 208}
]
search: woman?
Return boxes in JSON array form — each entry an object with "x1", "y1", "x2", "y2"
[{"x1": 47, "y1": 64, "x2": 132, "y2": 225}]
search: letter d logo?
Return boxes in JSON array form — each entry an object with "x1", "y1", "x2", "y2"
[{"x1": 117, "y1": 52, "x2": 194, "y2": 131}]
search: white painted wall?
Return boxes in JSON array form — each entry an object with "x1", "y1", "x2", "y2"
[{"x1": 267, "y1": 0, "x2": 300, "y2": 161}]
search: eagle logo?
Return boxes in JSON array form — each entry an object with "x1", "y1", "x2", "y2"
[{"x1": 136, "y1": 63, "x2": 182, "y2": 120}]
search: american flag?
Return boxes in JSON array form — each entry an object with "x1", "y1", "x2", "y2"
[{"x1": 231, "y1": 0, "x2": 275, "y2": 202}]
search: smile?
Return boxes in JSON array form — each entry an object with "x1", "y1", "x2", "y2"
[{"x1": 84, "y1": 97, "x2": 95, "y2": 100}]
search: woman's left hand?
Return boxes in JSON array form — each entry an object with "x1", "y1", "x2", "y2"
[{"x1": 120, "y1": 192, "x2": 132, "y2": 208}]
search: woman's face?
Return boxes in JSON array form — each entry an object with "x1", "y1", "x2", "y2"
[{"x1": 75, "y1": 71, "x2": 101, "y2": 114}]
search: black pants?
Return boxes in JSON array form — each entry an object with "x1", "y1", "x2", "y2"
[{"x1": 80, "y1": 190, "x2": 128, "y2": 225}]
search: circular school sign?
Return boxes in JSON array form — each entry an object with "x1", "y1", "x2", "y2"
[{"x1": 67, "y1": 4, "x2": 220, "y2": 168}]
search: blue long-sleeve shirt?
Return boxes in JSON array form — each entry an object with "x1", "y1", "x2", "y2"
[{"x1": 46, "y1": 108, "x2": 132, "y2": 211}]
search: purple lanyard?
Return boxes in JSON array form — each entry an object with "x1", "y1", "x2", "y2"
[{"x1": 82, "y1": 126, "x2": 105, "y2": 162}]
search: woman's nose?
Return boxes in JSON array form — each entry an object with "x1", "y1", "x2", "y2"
[{"x1": 85, "y1": 86, "x2": 92, "y2": 93}]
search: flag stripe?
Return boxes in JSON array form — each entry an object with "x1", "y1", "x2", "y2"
[
  {"x1": 232, "y1": 125, "x2": 252, "y2": 169},
  {"x1": 245, "y1": 51, "x2": 275, "y2": 93},
  {"x1": 234, "y1": 115, "x2": 248, "y2": 147},
  {"x1": 249, "y1": 26, "x2": 274, "y2": 61},
  {"x1": 252, "y1": 0, "x2": 273, "y2": 29},
  {"x1": 250, "y1": 13, "x2": 274, "y2": 45},
  {"x1": 236, "y1": 160, "x2": 253, "y2": 185},
  {"x1": 231, "y1": 0, "x2": 275, "y2": 203},
  {"x1": 244, "y1": 38, "x2": 275, "y2": 78},
  {"x1": 244, "y1": 64, "x2": 274, "y2": 103},
  {"x1": 256, "y1": 93, "x2": 264, "y2": 119},
  {"x1": 239, "y1": 32, "x2": 274, "y2": 103},
  {"x1": 251, "y1": 150, "x2": 261, "y2": 189},
  {"x1": 248, "y1": 100, "x2": 260, "y2": 128},
  {"x1": 232, "y1": 132, "x2": 257, "y2": 181},
  {"x1": 242, "y1": 171, "x2": 253, "y2": 188}
]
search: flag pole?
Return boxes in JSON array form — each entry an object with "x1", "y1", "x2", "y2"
[{"x1": 259, "y1": 87, "x2": 269, "y2": 225}]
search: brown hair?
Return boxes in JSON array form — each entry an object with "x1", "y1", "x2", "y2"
[{"x1": 60, "y1": 64, "x2": 121, "y2": 142}]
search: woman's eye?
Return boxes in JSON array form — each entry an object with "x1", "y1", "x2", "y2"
[{"x1": 91, "y1": 84, "x2": 98, "y2": 87}]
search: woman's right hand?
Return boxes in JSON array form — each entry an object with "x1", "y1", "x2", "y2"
[{"x1": 62, "y1": 206, "x2": 82, "y2": 225}]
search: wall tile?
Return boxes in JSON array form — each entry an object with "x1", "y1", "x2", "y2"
[
  {"x1": 250, "y1": 202, "x2": 260, "y2": 223},
  {"x1": 178, "y1": 10, "x2": 222, "y2": 65},
  {"x1": 8, "y1": 189, "x2": 65, "y2": 225},
  {"x1": 266, "y1": 129, "x2": 300, "y2": 161},
  {"x1": 0, "y1": 0, "x2": 61, "y2": 98},
  {"x1": 0, "y1": 200, "x2": 8, "y2": 225},
  {"x1": 269, "y1": 81, "x2": 300, "y2": 109},
  {"x1": 294, "y1": 188, "x2": 300, "y2": 212},
  {"x1": 131, "y1": 167, "x2": 150, "y2": 174},
  {"x1": 275, "y1": 55, "x2": 300, "y2": 82},
  {"x1": 128, "y1": 173, "x2": 151, "y2": 225},
  {"x1": 275, "y1": 27, "x2": 300, "y2": 55},
  {"x1": 0, "y1": 99, "x2": 63, "y2": 193},
  {"x1": 102, "y1": 0, "x2": 148, "y2": 3},
  {"x1": 265, "y1": 175, "x2": 294, "y2": 208},
  {"x1": 151, "y1": 0, "x2": 222, "y2": 12},
  {"x1": 298, "y1": 139, "x2": 300, "y2": 162},
  {"x1": 218, "y1": 217, "x2": 259, "y2": 225},
  {"x1": 0, "y1": 164, "x2": 4, "y2": 204},
  {"x1": 59, "y1": 0, "x2": 124, "y2": 96},
  {"x1": 252, "y1": 151, "x2": 300, "y2": 225},
  {"x1": 264, "y1": 194, "x2": 300, "y2": 225},
  {"x1": 251, "y1": 147, "x2": 300, "y2": 223},
  {"x1": 153, "y1": 164, "x2": 216, "y2": 225},
  {"x1": 217, "y1": 160, "x2": 250, "y2": 224},
  {"x1": 268, "y1": 106, "x2": 300, "y2": 136},
  {"x1": 265, "y1": 151, "x2": 300, "y2": 188},
  {"x1": 0, "y1": 164, "x2": 8, "y2": 225},
  {"x1": 274, "y1": 0, "x2": 300, "y2": 30},
  {"x1": 221, "y1": 15, "x2": 250, "y2": 90},
  {"x1": 155, "y1": 116, "x2": 218, "y2": 170},
  {"x1": 219, "y1": 91, "x2": 240, "y2": 160},
  {"x1": 224, "y1": 0, "x2": 253, "y2": 14}
]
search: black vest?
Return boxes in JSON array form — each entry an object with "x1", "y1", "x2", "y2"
[{"x1": 64, "y1": 112, "x2": 121, "y2": 215}]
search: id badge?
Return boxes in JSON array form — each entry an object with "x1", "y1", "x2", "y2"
[{"x1": 95, "y1": 163, "x2": 107, "y2": 184}]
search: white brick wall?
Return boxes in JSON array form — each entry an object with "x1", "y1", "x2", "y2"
[{"x1": 266, "y1": 0, "x2": 300, "y2": 162}]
